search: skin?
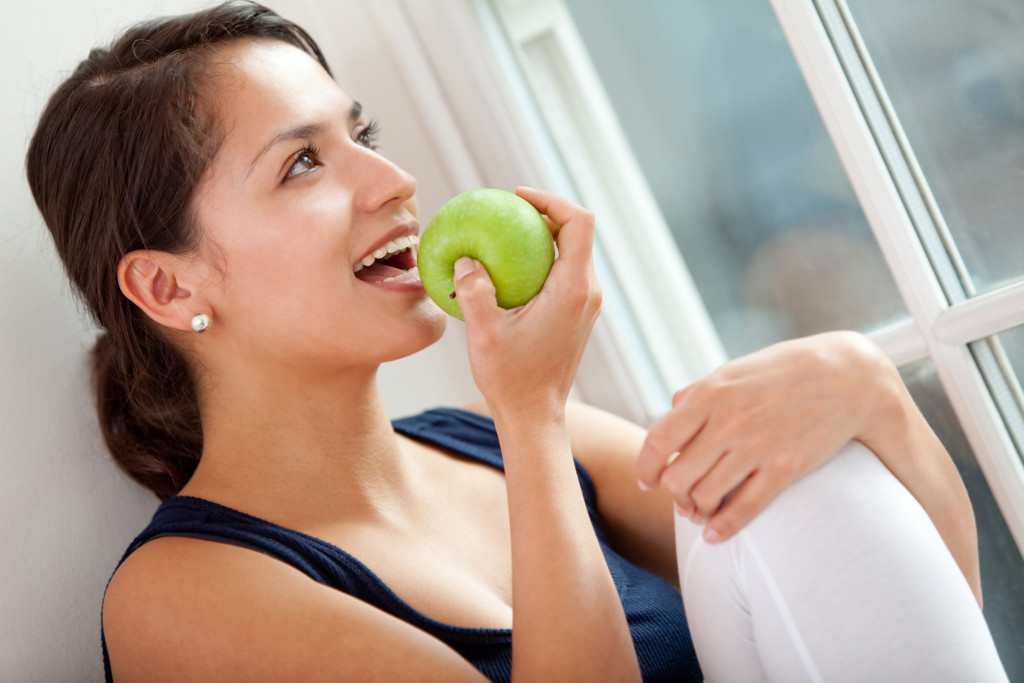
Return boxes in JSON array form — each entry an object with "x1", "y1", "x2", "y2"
[{"x1": 101, "y1": 35, "x2": 981, "y2": 682}]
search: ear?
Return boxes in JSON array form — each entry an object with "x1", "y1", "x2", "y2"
[{"x1": 117, "y1": 250, "x2": 210, "y2": 333}]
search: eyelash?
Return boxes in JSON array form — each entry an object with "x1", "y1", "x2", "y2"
[
  {"x1": 357, "y1": 119, "x2": 381, "y2": 150},
  {"x1": 285, "y1": 143, "x2": 322, "y2": 179},
  {"x1": 283, "y1": 119, "x2": 382, "y2": 181}
]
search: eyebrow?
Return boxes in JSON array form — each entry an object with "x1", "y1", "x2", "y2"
[{"x1": 245, "y1": 101, "x2": 364, "y2": 179}]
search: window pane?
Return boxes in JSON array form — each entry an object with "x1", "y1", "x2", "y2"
[
  {"x1": 564, "y1": 0, "x2": 906, "y2": 358},
  {"x1": 845, "y1": 0, "x2": 1024, "y2": 295},
  {"x1": 978, "y1": 327, "x2": 1024, "y2": 456},
  {"x1": 900, "y1": 360, "x2": 1024, "y2": 678}
]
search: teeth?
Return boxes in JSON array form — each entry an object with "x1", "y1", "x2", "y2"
[
  {"x1": 353, "y1": 234, "x2": 420, "y2": 272},
  {"x1": 381, "y1": 267, "x2": 419, "y2": 283}
]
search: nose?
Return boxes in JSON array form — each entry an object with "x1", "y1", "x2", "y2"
[{"x1": 351, "y1": 145, "x2": 417, "y2": 214}]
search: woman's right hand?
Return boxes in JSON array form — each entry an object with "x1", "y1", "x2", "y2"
[{"x1": 452, "y1": 187, "x2": 601, "y2": 418}]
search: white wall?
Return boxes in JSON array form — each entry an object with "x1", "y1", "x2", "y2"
[{"x1": 0, "y1": 1, "x2": 480, "y2": 679}]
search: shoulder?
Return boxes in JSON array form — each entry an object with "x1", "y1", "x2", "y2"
[{"x1": 103, "y1": 536, "x2": 485, "y2": 681}]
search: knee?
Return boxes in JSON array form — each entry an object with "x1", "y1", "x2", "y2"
[{"x1": 746, "y1": 440, "x2": 935, "y2": 552}]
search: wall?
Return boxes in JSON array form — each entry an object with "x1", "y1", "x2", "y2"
[{"x1": 0, "y1": 1, "x2": 479, "y2": 679}]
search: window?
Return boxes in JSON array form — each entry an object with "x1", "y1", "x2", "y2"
[{"x1": 472, "y1": 0, "x2": 1024, "y2": 672}]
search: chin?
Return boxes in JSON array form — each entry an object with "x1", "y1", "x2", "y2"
[{"x1": 383, "y1": 303, "x2": 448, "y2": 362}]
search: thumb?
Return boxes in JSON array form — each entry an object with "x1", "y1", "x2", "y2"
[{"x1": 452, "y1": 257, "x2": 499, "y2": 325}]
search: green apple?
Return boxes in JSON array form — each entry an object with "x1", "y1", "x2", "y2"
[{"x1": 418, "y1": 188, "x2": 556, "y2": 320}]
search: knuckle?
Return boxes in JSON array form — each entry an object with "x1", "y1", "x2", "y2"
[
  {"x1": 643, "y1": 430, "x2": 671, "y2": 459},
  {"x1": 691, "y1": 376, "x2": 723, "y2": 404},
  {"x1": 769, "y1": 454, "x2": 798, "y2": 480},
  {"x1": 659, "y1": 466, "x2": 690, "y2": 497},
  {"x1": 577, "y1": 209, "x2": 595, "y2": 231},
  {"x1": 691, "y1": 486, "x2": 718, "y2": 514}
]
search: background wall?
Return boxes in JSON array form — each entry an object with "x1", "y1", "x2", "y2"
[{"x1": 0, "y1": 1, "x2": 481, "y2": 679}]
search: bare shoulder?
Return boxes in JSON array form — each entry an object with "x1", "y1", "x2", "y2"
[{"x1": 103, "y1": 536, "x2": 485, "y2": 681}]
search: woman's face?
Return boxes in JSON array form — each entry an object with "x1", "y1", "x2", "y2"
[{"x1": 191, "y1": 39, "x2": 446, "y2": 374}]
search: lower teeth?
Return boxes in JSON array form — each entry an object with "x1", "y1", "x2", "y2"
[{"x1": 381, "y1": 266, "x2": 419, "y2": 283}]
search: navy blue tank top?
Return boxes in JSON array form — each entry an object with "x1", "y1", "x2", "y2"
[{"x1": 102, "y1": 407, "x2": 701, "y2": 681}]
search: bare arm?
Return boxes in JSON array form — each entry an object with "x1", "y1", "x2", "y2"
[{"x1": 453, "y1": 187, "x2": 640, "y2": 681}]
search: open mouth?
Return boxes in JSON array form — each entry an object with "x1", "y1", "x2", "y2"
[{"x1": 353, "y1": 234, "x2": 419, "y2": 283}]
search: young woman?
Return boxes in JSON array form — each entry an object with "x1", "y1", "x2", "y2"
[{"x1": 26, "y1": 2, "x2": 1007, "y2": 680}]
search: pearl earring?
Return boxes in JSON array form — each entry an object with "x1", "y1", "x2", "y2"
[{"x1": 190, "y1": 313, "x2": 211, "y2": 333}]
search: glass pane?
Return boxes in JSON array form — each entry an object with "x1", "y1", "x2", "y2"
[
  {"x1": 563, "y1": 0, "x2": 907, "y2": 358},
  {"x1": 993, "y1": 325, "x2": 1024, "y2": 401},
  {"x1": 977, "y1": 328, "x2": 1024, "y2": 456},
  {"x1": 900, "y1": 360, "x2": 1024, "y2": 678},
  {"x1": 845, "y1": 0, "x2": 1024, "y2": 295}
]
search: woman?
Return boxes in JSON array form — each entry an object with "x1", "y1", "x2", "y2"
[{"x1": 26, "y1": 2, "x2": 1006, "y2": 680}]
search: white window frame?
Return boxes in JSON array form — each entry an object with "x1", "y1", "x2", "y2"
[{"x1": 370, "y1": 0, "x2": 1024, "y2": 553}]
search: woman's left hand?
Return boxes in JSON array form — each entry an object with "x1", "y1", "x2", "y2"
[{"x1": 636, "y1": 331, "x2": 901, "y2": 543}]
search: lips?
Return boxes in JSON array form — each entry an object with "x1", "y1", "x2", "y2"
[{"x1": 353, "y1": 233, "x2": 419, "y2": 283}]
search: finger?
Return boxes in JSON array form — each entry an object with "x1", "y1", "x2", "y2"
[
  {"x1": 658, "y1": 444, "x2": 728, "y2": 521},
  {"x1": 636, "y1": 401, "x2": 708, "y2": 490},
  {"x1": 688, "y1": 447, "x2": 758, "y2": 522},
  {"x1": 702, "y1": 473, "x2": 779, "y2": 544},
  {"x1": 671, "y1": 384, "x2": 695, "y2": 407},
  {"x1": 515, "y1": 187, "x2": 594, "y2": 267},
  {"x1": 452, "y1": 257, "x2": 501, "y2": 327}
]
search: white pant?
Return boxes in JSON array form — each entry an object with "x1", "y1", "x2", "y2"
[{"x1": 676, "y1": 441, "x2": 1009, "y2": 682}]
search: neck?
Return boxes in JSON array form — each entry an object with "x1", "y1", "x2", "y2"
[{"x1": 181, "y1": 362, "x2": 417, "y2": 524}]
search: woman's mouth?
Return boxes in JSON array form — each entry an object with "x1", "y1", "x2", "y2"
[{"x1": 353, "y1": 234, "x2": 420, "y2": 284}]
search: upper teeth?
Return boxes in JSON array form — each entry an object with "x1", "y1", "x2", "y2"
[{"x1": 354, "y1": 234, "x2": 419, "y2": 272}]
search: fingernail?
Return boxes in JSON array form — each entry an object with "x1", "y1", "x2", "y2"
[
  {"x1": 637, "y1": 478, "x2": 654, "y2": 492},
  {"x1": 453, "y1": 257, "x2": 476, "y2": 281},
  {"x1": 673, "y1": 502, "x2": 690, "y2": 520},
  {"x1": 692, "y1": 512, "x2": 705, "y2": 525},
  {"x1": 703, "y1": 527, "x2": 720, "y2": 544}
]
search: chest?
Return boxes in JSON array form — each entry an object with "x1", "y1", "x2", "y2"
[{"x1": 307, "y1": 466, "x2": 515, "y2": 630}]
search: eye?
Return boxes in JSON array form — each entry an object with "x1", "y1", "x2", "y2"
[
  {"x1": 285, "y1": 144, "x2": 321, "y2": 179},
  {"x1": 356, "y1": 119, "x2": 380, "y2": 150}
]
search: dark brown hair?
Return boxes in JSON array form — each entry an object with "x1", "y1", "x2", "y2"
[{"x1": 25, "y1": 1, "x2": 331, "y2": 499}]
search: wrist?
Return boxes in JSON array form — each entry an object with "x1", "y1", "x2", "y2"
[
  {"x1": 865, "y1": 364, "x2": 909, "y2": 453},
  {"x1": 831, "y1": 332, "x2": 906, "y2": 448},
  {"x1": 485, "y1": 392, "x2": 567, "y2": 428}
]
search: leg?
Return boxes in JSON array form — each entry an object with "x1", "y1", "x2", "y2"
[{"x1": 676, "y1": 441, "x2": 1008, "y2": 683}]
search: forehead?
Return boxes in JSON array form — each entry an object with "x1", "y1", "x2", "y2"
[{"x1": 210, "y1": 40, "x2": 348, "y2": 157}]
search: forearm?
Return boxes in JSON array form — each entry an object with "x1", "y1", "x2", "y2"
[
  {"x1": 490, "y1": 405, "x2": 641, "y2": 682},
  {"x1": 857, "y1": 352, "x2": 982, "y2": 605}
]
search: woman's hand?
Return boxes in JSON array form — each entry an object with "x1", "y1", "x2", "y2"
[
  {"x1": 453, "y1": 187, "x2": 601, "y2": 418},
  {"x1": 636, "y1": 331, "x2": 901, "y2": 543}
]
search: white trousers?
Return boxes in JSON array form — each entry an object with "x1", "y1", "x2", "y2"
[{"x1": 676, "y1": 441, "x2": 1009, "y2": 682}]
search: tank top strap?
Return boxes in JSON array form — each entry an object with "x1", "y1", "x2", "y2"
[{"x1": 392, "y1": 407, "x2": 603, "y2": 532}]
